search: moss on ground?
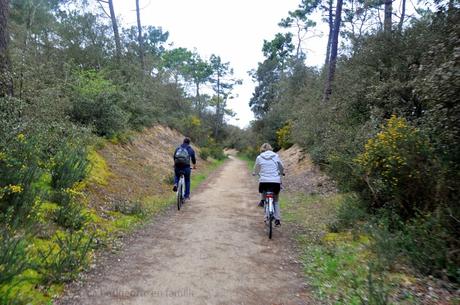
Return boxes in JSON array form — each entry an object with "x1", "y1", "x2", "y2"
[{"x1": 86, "y1": 149, "x2": 110, "y2": 186}]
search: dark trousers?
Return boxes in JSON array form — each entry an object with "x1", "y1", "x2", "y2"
[{"x1": 174, "y1": 167, "x2": 191, "y2": 198}]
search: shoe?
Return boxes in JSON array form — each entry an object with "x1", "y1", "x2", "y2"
[
  {"x1": 258, "y1": 200, "x2": 264, "y2": 207},
  {"x1": 275, "y1": 220, "x2": 281, "y2": 227},
  {"x1": 173, "y1": 185, "x2": 177, "y2": 192}
]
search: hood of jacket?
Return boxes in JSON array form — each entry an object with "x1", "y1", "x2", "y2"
[{"x1": 260, "y1": 150, "x2": 277, "y2": 160}]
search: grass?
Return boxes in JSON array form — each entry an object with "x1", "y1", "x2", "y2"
[{"x1": 281, "y1": 193, "x2": 387, "y2": 304}]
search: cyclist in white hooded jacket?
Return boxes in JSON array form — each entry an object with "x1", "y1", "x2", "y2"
[{"x1": 253, "y1": 143, "x2": 284, "y2": 226}]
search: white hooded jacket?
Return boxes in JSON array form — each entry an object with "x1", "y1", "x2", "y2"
[{"x1": 253, "y1": 150, "x2": 284, "y2": 183}]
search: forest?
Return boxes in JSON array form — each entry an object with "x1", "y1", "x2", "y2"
[{"x1": 0, "y1": 0, "x2": 459, "y2": 304}]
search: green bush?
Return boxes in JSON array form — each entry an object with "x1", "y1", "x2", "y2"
[
  {"x1": 0, "y1": 220, "x2": 29, "y2": 285},
  {"x1": 200, "y1": 139, "x2": 226, "y2": 161},
  {"x1": 38, "y1": 231, "x2": 94, "y2": 284},
  {"x1": 398, "y1": 212, "x2": 459, "y2": 281},
  {"x1": 70, "y1": 94, "x2": 129, "y2": 137},
  {"x1": 69, "y1": 70, "x2": 129, "y2": 137},
  {"x1": 54, "y1": 200, "x2": 88, "y2": 232},
  {"x1": 241, "y1": 146, "x2": 259, "y2": 160},
  {"x1": 329, "y1": 194, "x2": 368, "y2": 233},
  {"x1": 366, "y1": 209, "x2": 459, "y2": 282},
  {"x1": 199, "y1": 147, "x2": 210, "y2": 160},
  {"x1": 51, "y1": 144, "x2": 89, "y2": 191}
]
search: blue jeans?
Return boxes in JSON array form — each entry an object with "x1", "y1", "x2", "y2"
[{"x1": 174, "y1": 167, "x2": 191, "y2": 198}]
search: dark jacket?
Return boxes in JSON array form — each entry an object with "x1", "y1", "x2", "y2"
[{"x1": 173, "y1": 143, "x2": 196, "y2": 168}]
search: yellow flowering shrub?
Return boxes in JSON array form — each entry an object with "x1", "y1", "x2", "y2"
[
  {"x1": 354, "y1": 115, "x2": 435, "y2": 216},
  {"x1": 276, "y1": 121, "x2": 293, "y2": 149}
]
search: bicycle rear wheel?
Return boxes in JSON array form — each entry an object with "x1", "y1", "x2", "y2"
[
  {"x1": 177, "y1": 184, "x2": 182, "y2": 210},
  {"x1": 268, "y1": 215, "x2": 273, "y2": 239}
]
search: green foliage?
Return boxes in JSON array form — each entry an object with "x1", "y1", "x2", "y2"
[
  {"x1": 0, "y1": 223, "x2": 29, "y2": 285},
  {"x1": 54, "y1": 198, "x2": 88, "y2": 232},
  {"x1": 201, "y1": 140, "x2": 226, "y2": 161},
  {"x1": 51, "y1": 144, "x2": 89, "y2": 191},
  {"x1": 336, "y1": 197, "x2": 460, "y2": 282},
  {"x1": 329, "y1": 194, "x2": 368, "y2": 233},
  {"x1": 247, "y1": 6, "x2": 460, "y2": 284},
  {"x1": 199, "y1": 148, "x2": 210, "y2": 160},
  {"x1": 38, "y1": 231, "x2": 94, "y2": 284},
  {"x1": 397, "y1": 212, "x2": 459, "y2": 281}
]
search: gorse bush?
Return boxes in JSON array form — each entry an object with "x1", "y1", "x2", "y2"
[
  {"x1": 353, "y1": 115, "x2": 437, "y2": 218},
  {"x1": 0, "y1": 133, "x2": 41, "y2": 224},
  {"x1": 276, "y1": 121, "x2": 293, "y2": 150},
  {"x1": 54, "y1": 199, "x2": 88, "y2": 232}
]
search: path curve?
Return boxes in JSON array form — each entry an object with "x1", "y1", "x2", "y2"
[{"x1": 60, "y1": 157, "x2": 310, "y2": 305}]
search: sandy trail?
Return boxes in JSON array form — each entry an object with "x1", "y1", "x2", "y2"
[{"x1": 60, "y1": 156, "x2": 310, "y2": 305}]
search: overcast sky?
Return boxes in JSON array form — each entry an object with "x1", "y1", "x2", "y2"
[{"x1": 114, "y1": 0, "x2": 328, "y2": 128}]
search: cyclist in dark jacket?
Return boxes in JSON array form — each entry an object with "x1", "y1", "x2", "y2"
[{"x1": 173, "y1": 138, "x2": 196, "y2": 200}]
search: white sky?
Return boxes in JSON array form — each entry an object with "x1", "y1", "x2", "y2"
[{"x1": 114, "y1": 0, "x2": 328, "y2": 128}]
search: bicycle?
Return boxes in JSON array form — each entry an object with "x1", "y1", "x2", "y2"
[
  {"x1": 175, "y1": 167, "x2": 193, "y2": 211},
  {"x1": 263, "y1": 191, "x2": 276, "y2": 239},
  {"x1": 176, "y1": 171, "x2": 186, "y2": 210}
]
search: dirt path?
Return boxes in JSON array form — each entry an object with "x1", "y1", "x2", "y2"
[{"x1": 59, "y1": 157, "x2": 311, "y2": 305}]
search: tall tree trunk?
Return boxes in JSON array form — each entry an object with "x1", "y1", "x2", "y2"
[
  {"x1": 323, "y1": 0, "x2": 343, "y2": 103},
  {"x1": 135, "y1": 0, "x2": 145, "y2": 71},
  {"x1": 0, "y1": 0, "x2": 13, "y2": 97},
  {"x1": 108, "y1": 0, "x2": 121, "y2": 61},
  {"x1": 384, "y1": 0, "x2": 392, "y2": 33},
  {"x1": 195, "y1": 82, "x2": 202, "y2": 117},
  {"x1": 214, "y1": 72, "x2": 221, "y2": 139},
  {"x1": 398, "y1": 0, "x2": 406, "y2": 32},
  {"x1": 19, "y1": 3, "x2": 35, "y2": 99},
  {"x1": 324, "y1": 0, "x2": 334, "y2": 68}
]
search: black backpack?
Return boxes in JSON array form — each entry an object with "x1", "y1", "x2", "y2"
[{"x1": 174, "y1": 146, "x2": 190, "y2": 166}]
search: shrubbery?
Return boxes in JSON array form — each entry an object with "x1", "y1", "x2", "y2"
[
  {"x1": 199, "y1": 138, "x2": 226, "y2": 161},
  {"x1": 353, "y1": 115, "x2": 437, "y2": 218},
  {"x1": 69, "y1": 70, "x2": 129, "y2": 137}
]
